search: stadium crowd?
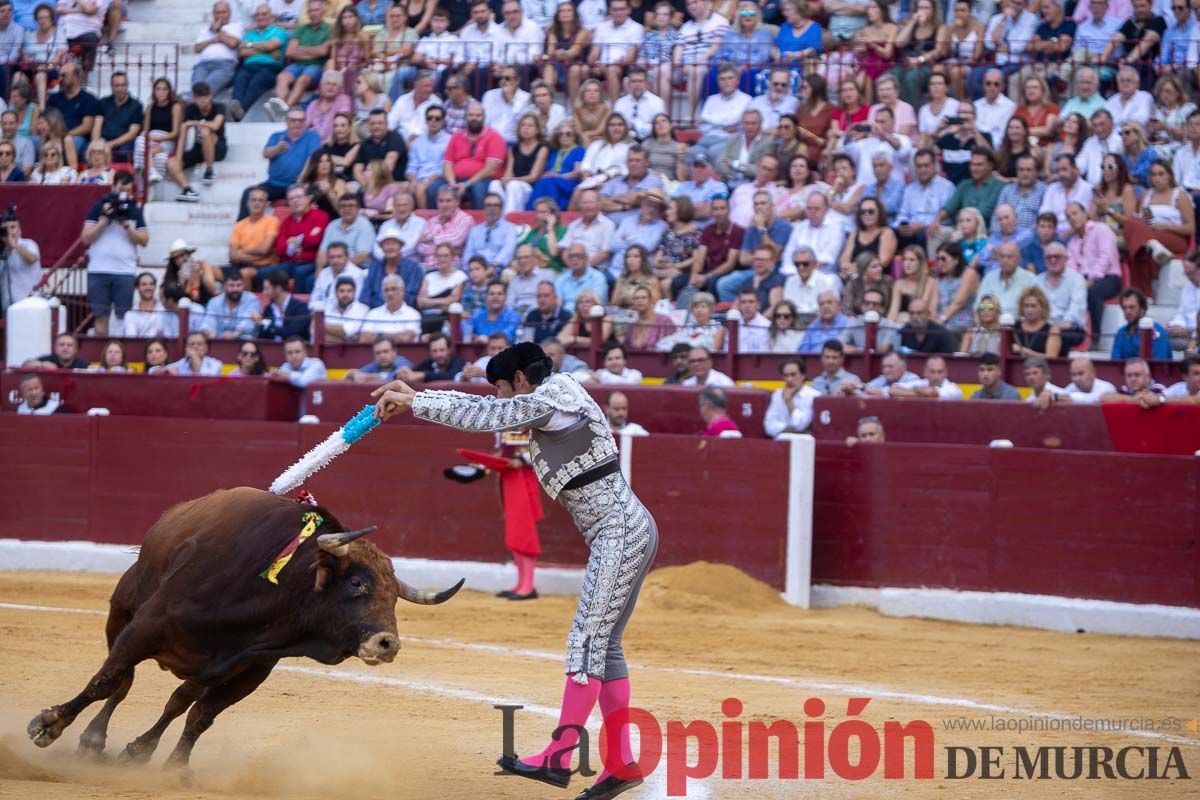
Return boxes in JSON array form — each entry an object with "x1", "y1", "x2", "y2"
[{"x1": 4, "y1": 0, "x2": 1200, "y2": 432}]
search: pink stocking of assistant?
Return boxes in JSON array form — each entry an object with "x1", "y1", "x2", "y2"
[
  {"x1": 520, "y1": 675, "x2": 601, "y2": 771},
  {"x1": 514, "y1": 553, "x2": 537, "y2": 595},
  {"x1": 595, "y1": 678, "x2": 634, "y2": 784}
]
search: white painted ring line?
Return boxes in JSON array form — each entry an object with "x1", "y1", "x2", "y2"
[{"x1": 2, "y1": 601, "x2": 1195, "y2": 748}]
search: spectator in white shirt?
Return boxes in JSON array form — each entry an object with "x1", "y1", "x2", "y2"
[
  {"x1": 588, "y1": 0, "x2": 645, "y2": 102},
  {"x1": 580, "y1": 343, "x2": 644, "y2": 384},
  {"x1": 783, "y1": 246, "x2": 840, "y2": 314},
  {"x1": 1039, "y1": 153, "x2": 1095, "y2": 236},
  {"x1": 730, "y1": 288, "x2": 771, "y2": 352},
  {"x1": 1105, "y1": 66, "x2": 1154, "y2": 130},
  {"x1": 191, "y1": 2, "x2": 243, "y2": 100},
  {"x1": 1167, "y1": 250, "x2": 1199, "y2": 351},
  {"x1": 605, "y1": 390, "x2": 650, "y2": 436},
  {"x1": 613, "y1": 66, "x2": 666, "y2": 141},
  {"x1": 459, "y1": 0, "x2": 501, "y2": 89},
  {"x1": 974, "y1": 67, "x2": 1017, "y2": 147},
  {"x1": 309, "y1": 242, "x2": 366, "y2": 311},
  {"x1": 275, "y1": 335, "x2": 328, "y2": 387},
  {"x1": 323, "y1": 276, "x2": 371, "y2": 342},
  {"x1": 764, "y1": 358, "x2": 819, "y2": 437},
  {"x1": 1042, "y1": 355, "x2": 1117, "y2": 405},
  {"x1": 782, "y1": 193, "x2": 847, "y2": 276},
  {"x1": 481, "y1": 65, "x2": 531, "y2": 144},
  {"x1": 891, "y1": 355, "x2": 965, "y2": 399},
  {"x1": 681, "y1": 345, "x2": 736, "y2": 386},
  {"x1": 493, "y1": 0, "x2": 545, "y2": 77},
  {"x1": 360, "y1": 274, "x2": 421, "y2": 342},
  {"x1": 1172, "y1": 108, "x2": 1200, "y2": 200},
  {"x1": 371, "y1": 191, "x2": 425, "y2": 261},
  {"x1": 843, "y1": 105, "x2": 914, "y2": 185},
  {"x1": 412, "y1": 8, "x2": 462, "y2": 80},
  {"x1": 693, "y1": 62, "x2": 752, "y2": 162},
  {"x1": 387, "y1": 71, "x2": 442, "y2": 141},
  {"x1": 1077, "y1": 108, "x2": 1124, "y2": 184},
  {"x1": 167, "y1": 332, "x2": 224, "y2": 376},
  {"x1": 1022, "y1": 356, "x2": 1066, "y2": 403},
  {"x1": 905, "y1": 353, "x2": 964, "y2": 396},
  {"x1": 747, "y1": 68, "x2": 799, "y2": 133}
]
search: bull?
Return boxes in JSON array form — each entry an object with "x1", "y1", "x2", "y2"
[{"x1": 27, "y1": 487, "x2": 462, "y2": 768}]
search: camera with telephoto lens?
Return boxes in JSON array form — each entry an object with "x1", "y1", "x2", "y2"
[
  {"x1": 0, "y1": 204, "x2": 16, "y2": 257},
  {"x1": 103, "y1": 192, "x2": 136, "y2": 221}
]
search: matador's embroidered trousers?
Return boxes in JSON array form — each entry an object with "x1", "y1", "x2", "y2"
[{"x1": 559, "y1": 473, "x2": 659, "y2": 681}]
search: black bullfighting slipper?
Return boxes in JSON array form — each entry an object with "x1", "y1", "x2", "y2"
[
  {"x1": 574, "y1": 772, "x2": 644, "y2": 800},
  {"x1": 496, "y1": 590, "x2": 516, "y2": 598},
  {"x1": 507, "y1": 590, "x2": 539, "y2": 601},
  {"x1": 496, "y1": 754, "x2": 571, "y2": 788}
]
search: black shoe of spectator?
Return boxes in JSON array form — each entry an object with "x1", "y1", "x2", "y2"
[
  {"x1": 202, "y1": 168, "x2": 215, "y2": 186},
  {"x1": 176, "y1": 187, "x2": 201, "y2": 203}
]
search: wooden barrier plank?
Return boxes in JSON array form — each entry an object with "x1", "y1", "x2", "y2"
[{"x1": 0, "y1": 415, "x2": 92, "y2": 538}]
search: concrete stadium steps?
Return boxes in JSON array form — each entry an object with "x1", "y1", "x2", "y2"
[{"x1": 140, "y1": 122, "x2": 276, "y2": 267}]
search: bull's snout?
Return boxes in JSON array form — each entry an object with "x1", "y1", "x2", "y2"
[{"x1": 357, "y1": 631, "x2": 400, "y2": 665}]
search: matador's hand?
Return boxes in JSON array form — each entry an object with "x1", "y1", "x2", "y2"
[{"x1": 371, "y1": 380, "x2": 417, "y2": 420}]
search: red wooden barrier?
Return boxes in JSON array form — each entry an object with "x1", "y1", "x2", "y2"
[
  {"x1": 811, "y1": 396, "x2": 1200, "y2": 455},
  {"x1": 1, "y1": 371, "x2": 301, "y2": 420},
  {"x1": 812, "y1": 442, "x2": 1200, "y2": 608},
  {"x1": 1, "y1": 416, "x2": 1194, "y2": 608},
  {"x1": 811, "y1": 395, "x2": 1117, "y2": 451}
]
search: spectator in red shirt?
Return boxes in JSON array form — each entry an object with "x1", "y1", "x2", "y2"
[
  {"x1": 699, "y1": 387, "x2": 742, "y2": 437},
  {"x1": 272, "y1": 183, "x2": 329, "y2": 292},
  {"x1": 425, "y1": 101, "x2": 506, "y2": 209}
]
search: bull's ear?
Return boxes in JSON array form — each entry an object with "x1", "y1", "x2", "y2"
[
  {"x1": 311, "y1": 551, "x2": 336, "y2": 593},
  {"x1": 317, "y1": 526, "x2": 378, "y2": 558}
]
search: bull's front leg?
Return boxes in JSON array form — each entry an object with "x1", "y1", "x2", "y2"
[
  {"x1": 28, "y1": 625, "x2": 156, "y2": 748},
  {"x1": 163, "y1": 661, "x2": 277, "y2": 772}
]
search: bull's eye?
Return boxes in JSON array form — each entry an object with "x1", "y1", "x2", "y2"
[
  {"x1": 350, "y1": 577, "x2": 363, "y2": 590},
  {"x1": 349, "y1": 576, "x2": 368, "y2": 595}
]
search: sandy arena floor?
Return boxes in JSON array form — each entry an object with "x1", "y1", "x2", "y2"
[{"x1": 0, "y1": 566, "x2": 1197, "y2": 799}]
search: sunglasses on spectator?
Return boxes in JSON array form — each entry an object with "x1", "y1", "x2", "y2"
[
  {"x1": 977, "y1": 303, "x2": 996, "y2": 311},
  {"x1": 427, "y1": 113, "x2": 444, "y2": 121},
  {"x1": 862, "y1": 299, "x2": 881, "y2": 307},
  {"x1": 711, "y1": 192, "x2": 730, "y2": 200},
  {"x1": 795, "y1": 259, "x2": 814, "y2": 266},
  {"x1": 1121, "y1": 129, "x2": 1136, "y2": 136},
  {"x1": 775, "y1": 313, "x2": 794, "y2": 319},
  {"x1": 238, "y1": 349, "x2": 258, "y2": 357},
  {"x1": 859, "y1": 208, "x2": 876, "y2": 215}
]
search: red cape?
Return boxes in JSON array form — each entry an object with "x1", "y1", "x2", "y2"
[{"x1": 458, "y1": 448, "x2": 544, "y2": 557}]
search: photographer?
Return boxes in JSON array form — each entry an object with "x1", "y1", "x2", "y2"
[
  {"x1": 1, "y1": 207, "x2": 42, "y2": 315},
  {"x1": 80, "y1": 171, "x2": 150, "y2": 336}
]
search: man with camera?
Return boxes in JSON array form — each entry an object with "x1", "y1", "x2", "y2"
[
  {"x1": 80, "y1": 171, "x2": 150, "y2": 336},
  {"x1": 1, "y1": 206, "x2": 41, "y2": 315}
]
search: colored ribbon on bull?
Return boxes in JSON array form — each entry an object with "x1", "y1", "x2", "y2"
[
  {"x1": 261, "y1": 511, "x2": 324, "y2": 584},
  {"x1": 268, "y1": 405, "x2": 382, "y2": 496}
]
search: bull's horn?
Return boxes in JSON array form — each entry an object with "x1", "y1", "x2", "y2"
[
  {"x1": 398, "y1": 577, "x2": 465, "y2": 606},
  {"x1": 317, "y1": 526, "x2": 378, "y2": 557}
]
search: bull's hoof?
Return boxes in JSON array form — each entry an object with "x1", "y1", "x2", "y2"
[
  {"x1": 77, "y1": 729, "x2": 107, "y2": 756},
  {"x1": 118, "y1": 739, "x2": 157, "y2": 765},
  {"x1": 163, "y1": 753, "x2": 193, "y2": 784},
  {"x1": 27, "y1": 708, "x2": 68, "y2": 748}
]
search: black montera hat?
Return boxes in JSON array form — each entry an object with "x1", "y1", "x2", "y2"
[{"x1": 486, "y1": 342, "x2": 553, "y2": 386}]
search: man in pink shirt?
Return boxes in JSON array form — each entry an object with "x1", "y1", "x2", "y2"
[
  {"x1": 699, "y1": 387, "x2": 742, "y2": 437},
  {"x1": 1064, "y1": 201, "x2": 1122, "y2": 349},
  {"x1": 417, "y1": 185, "x2": 475, "y2": 269},
  {"x1": 426, "y1": 101, "x2": 506, "y2": 209}
]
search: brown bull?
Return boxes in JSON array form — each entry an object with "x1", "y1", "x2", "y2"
[{"x1": 27, "y1": 487, "x2": 462, "y2": 768}]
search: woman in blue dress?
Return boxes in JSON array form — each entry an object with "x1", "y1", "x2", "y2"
[{"x1": 528, "y1": 123, "x2": 586, "y2": 211}]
